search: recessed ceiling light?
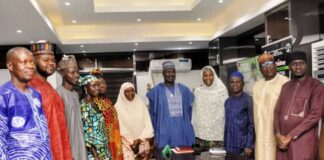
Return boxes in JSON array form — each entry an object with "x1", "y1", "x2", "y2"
[
  {"x1": 82, "y1": 50, "x2": 86, "y2": 53},
  {"x1": 197, "y1": 18, "x2": 202, "y2": 21},
  {"x1": 80, "y1": 45, "x2": 84, "y2": 48},
  {"x1": 16, "y1": 30, "x2": 22, "y2": 34},
  {"x1": 72, "y1": 20, "x2": 77, "y2": 23},
  {"x1": 65, "y1": 2, "x2": 71, "y2": 6},
  {"x1": 188, "y1": 41, "x2": 193, "y2": 44},
  {"x1": 133, "y1": 49, "x2": 137, "y2": 51},
  {"x1": 30, "y1": 41, "x2": 35, "y2": 43},
  {"x1": 178, "y1": 48, "x2": 182, "y2": 50},
  {"x1": 137, "y1": 18, "x2": 142, "y2": 22},
  {"x1": 218, "y1": 0, "x2": 223, "y2": 3},
  {"x1": 134, "y1": 43, "x2": 138, "y2": 46},
  {"x1": 127, "y1": 57, "x2": 131, "y2": 60}
]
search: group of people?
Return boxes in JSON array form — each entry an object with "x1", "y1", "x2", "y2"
[{"x1": 0, "y1": 39, "x2": 323, "y2": 160}]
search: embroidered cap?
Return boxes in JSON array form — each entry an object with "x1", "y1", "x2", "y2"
[{"x1": 31, "y1": 40, "x2": 54, "y2": 56}]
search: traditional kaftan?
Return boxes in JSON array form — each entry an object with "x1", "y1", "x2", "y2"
[
  {"x1": 57, "y1": 85, "x2": 88, "y2": 160},
  {"x1": 320, "y1": 114, "x2": 324, "y2": 160},
  {"x1": 0, "y1": 81, "x2": 52, "y2": 159},
  {"x1": 29, "y1": 75, "x2": 72, "y2": 160},
  {"x1": 80, "y1": 99, "x2": 111, "y2": 159},
  {"x1": 93, "y1": 96, "x2": 123, "y2": 160},
  {"x1": 252, "y1": 74, "x2": 288, "y2": 160},
  {"x1": 274, "y1": 77, "x2": 324, "y2": 160},
  {"x1": 224, "y1": 92, "x2": 254, "y2": 154},
  {"x1": 147, "y1": 83, "x2": 195, "y2": 148}
]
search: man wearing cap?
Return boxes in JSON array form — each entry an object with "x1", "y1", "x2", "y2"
[
  {"x1": 252, "y1": 52, "x2": 289, "y2": 160},
  {"x1": 56, "y1": 55, "x2": 88, "y2": 160},
  {"x1": 28, "y1": 41, "x2": 72, "y2": 160},
  {"x1": 0, "y1": 47, "x2": 52, "y2": 159},
  {"x1": 146, "y1": 61, "x2": 195, "y2": 148},
  {"x1": 224, "y1": 71, "x2": 254, "y2": 159},
  {"x1": 274, "y1": 51, "x2": 324, "y2": 160}
]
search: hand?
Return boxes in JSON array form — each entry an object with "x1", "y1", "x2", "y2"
[
  {"x1": 276, "y1": 134, "x2": 287, "y2": 150},
  {"x1": 93, "y1": 156, "x2": 100, "y2": 160},
  {"x1": 244, "y1": 148, "x2": 252, "y2": 158},
  {"x1": 282, "y1": 135, "x2": 292, "y2": 146}
]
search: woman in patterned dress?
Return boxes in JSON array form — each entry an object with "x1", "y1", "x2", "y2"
[{"x1": 80, "y1": 75, "x2": 111, "y2": 160}]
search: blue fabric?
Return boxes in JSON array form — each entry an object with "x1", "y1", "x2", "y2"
[
  {"x1": 230, "y1": 71, "x2": 244, "y2": 81},
  {"x1": 147, "y1": 83, "x2": 195, "y2": 148},
  {"x1": 165, "y1": 85, "x2": 183, "y2": 117},
  {"x1": 224, "y1": 92, "x2": 254, "y2": 153},
  {"x1": 0, "y1": 81, "x2": 52, "y2": 159}
]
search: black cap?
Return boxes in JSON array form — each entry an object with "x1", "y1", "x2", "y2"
[{"x1": 287, "y1": 51, "x2": 307, "y2": 64}]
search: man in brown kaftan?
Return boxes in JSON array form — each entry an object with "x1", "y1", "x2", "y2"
[{"x1": 274, "y1": 51, "x2": 324, "y2": 160}]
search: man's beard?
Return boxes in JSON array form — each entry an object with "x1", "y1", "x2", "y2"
[{"x1": 293, "y1": 73, "x2": 305, "y2": 79}]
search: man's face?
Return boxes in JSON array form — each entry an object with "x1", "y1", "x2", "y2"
[
  {"x1": 7, "y1": 50, "x2": 35, "y2": 82},
  {"x1": 62, "y1": 66, "x2": 79, "y2": 86},
  {"x1": 163, "y1": 68, "x2": 176, "y2": 83},
  {"x1": 260, "y1": 61, "x2": 277, "y2": 80},
  {"x1": 35, "y1": 54, "x2": 56, "y2": 77},
  {"x1": 289, "y1": 60, "x2": 306, "y2": 78},
  {"x1": 124, "y1": 87, "x2": 135, "y2": 101},
  {"x1": 98, "y1": 77, "x2": 107, "y2": 94},
  {"x1": 202, "y1": 69, "x2": 214, "y2": 86},
  {"x1": 229, "y1": 77, "x2": 243, "y2": 94},
  {"x1": 85, "y1": 81, "x2": 100, "y2": 97}
]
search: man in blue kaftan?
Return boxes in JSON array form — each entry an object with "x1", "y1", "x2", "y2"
[
  {"x1": 147, "y1": 61, "x2": 195, "y2": 149},
  {"x1": 0, "y1": 47, "x2": 52, "y2": 159}
]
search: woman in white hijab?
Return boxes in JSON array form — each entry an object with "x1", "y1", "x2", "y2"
[
  {"x1": 115, "y1": 82, "x2": 154, "y2": 160},
  {"x1": 192, "y1": 66, "x2": 229, "y2": 149}
]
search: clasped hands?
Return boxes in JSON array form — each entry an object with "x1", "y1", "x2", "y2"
[{"x1": 276, "y1": 134, "x2": 293, "y2": 151}]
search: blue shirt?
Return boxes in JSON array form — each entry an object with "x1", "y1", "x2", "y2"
[
  {"x1": 147, "y1": 83, "x2": 195, "y2": 148},
  {"x1": 224, "y1": 92, "x2": 254, "y2": 153},
  {"x1": 0, "y1": 82, "x2": 52, "y2": 159}
]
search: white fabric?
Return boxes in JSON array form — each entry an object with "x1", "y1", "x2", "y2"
[
  {"x1": 115, "y1": 82, "x2": 154, "y2": 140},
  {"x1": 192, "y1": 66, "x2": 229, "y2": 141}
]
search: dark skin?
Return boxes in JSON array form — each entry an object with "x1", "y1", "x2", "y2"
[
  {"x1": 260, "y1": 61, "x2": 277, "y2": 81},
  {"x1": 60, "y1": 66, "x2": 79, "y2": 91},
  {"x1": 163, "y1": 68, "x2": 176, "y2": 87},
  {"x1": 6, "y1": 47, "x2": 35, "y2": 92},
  {"x1": 98, "y1": 77, "x2": 107, "y2": 95},
  {"x1": 34, "y1": 54, "x2": 56, "y2": 81},
  {"x1": 229, "y1": 76, "x2": 252, "y2": 157},
  {"x1": 276, "y1": 59, "x2": 307, "y2": 151},
  {"x1": 202, "y1": 69, "x2": 214, "y2": 86},
  {"x1": 84, "y1": 81, "x2": 101, "y2": 160}
]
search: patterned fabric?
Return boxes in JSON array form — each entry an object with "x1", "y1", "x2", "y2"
[
  {"x1": 224, "y1": 92, "x2": 254, "y2": 154},
  {"x1": 0, "y1": 81, "x2": 52, "y2": 159},
  {"x1": 165, "y1": 85, "x2": 183, "y2": 117},
  {"x1": 79, "y1": 75, "x2": 98, "y2": 86},
  {"x1": 29, "y1": 75, "x2": 72, "y2": 160},
  {"x1": 121, "y1": 137, "x2": 150, "y2": 160},
  {"x1": 93, "y1": 96, "x2": 123, "y2": 160},
  {"x1": 192, "y1": 66, "x2": 228, "y2": 141},
  {"x1": 81, "y1": 99, "x2": 111, "y2": 159},
  {"x1": 195, "y1": 137, "x2": 224, "y2": 149}
]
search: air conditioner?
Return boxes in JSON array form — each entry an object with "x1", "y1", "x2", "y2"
[{"x1": 149, "y1": 58, "x2": 192, "y2": 72}]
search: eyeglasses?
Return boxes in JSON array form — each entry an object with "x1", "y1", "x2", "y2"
[{"x1": 261, "y1": 61, "x2": 274, "y2": 68}]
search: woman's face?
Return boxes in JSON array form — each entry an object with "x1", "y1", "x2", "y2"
[
  {"x1": 202, "y1": 69, "x2": 214, "y2": 86},
  {"x1": 124, "y1": 87, "x2": 135, "y2": 101},
  {"x1": 98, "y1": 77, "x2": 107, "y2": 94},
  {"x1": 85, "y1": 80, "x2": 100, "y2": 97}
]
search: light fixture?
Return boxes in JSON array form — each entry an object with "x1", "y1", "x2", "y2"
[
  {"x1": 197, "y1": 18, "x2": 202, "y2": 21},
  {"x1": 30, "y1": 41, "x2": 35, "y2": 43},
  {"x1": 133, "y1": 49, "x2": 137, "y2": 51},
  {"x1": 80, "y1": 45, "x2": 84, "y2": 48},
  {"x1": 72, "y1": 20, "x2": 77, "y2": 23},
  {"x1": 188, "y1": 41, "x2": 193, "y2": 44},
  {"x1": 16, "y1": 30, "x2": 22, "y2": 34},
  {"x1": 82, "y1": 50, "x2": 86, "y2": 53},
  {"x1": 218, "y1": 0, "x2": 223, "y2": 3},
  {"x1": 65, "y1": 2, "x2": 71, "y2": 6},
  {"x1": 137, "y1": 18, "x2": 142, "y2": 22},
  {"x1": 134, "y1": 43, "x2": 138, "y2": 46},
  {"x1": 178, "y1": 48, "x2": 182, "y2": 50}
]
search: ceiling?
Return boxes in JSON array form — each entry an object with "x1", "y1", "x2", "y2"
[{"x1": 0, "y1": 0, "x2": 286, "y2": 54}]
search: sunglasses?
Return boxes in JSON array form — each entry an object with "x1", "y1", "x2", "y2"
[{"x1": 261, "y1": 61, "x2": 274, "y2": 68}]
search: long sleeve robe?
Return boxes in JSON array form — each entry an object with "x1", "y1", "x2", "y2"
[
  {"x1": 274, "y1": 77, "x2": 324, "y2": 160},
  {"x1": 252, "y1": 74, "x2": 289, "y2": 160},
  {"x1": 147, "y1": 83, "x2": 195, "y2": 148},
  {"x1": 0, "y1": 81, "x2": 52, "y2": 159},
  {"x1": 29, "y1": 75, "x2": 72, "y2": 160}
]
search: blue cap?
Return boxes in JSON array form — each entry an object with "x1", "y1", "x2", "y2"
[{"x1": 230, "y1": 71, "x2": 244, "y2": 81}]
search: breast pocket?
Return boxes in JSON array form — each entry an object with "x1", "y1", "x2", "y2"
[{"x1": 291, "y1": 98, "x2": 307, "y2": 118}]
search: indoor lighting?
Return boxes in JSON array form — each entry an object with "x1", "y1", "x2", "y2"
[
  {"x1": 133, "y1": 49, "x2": 137, "y2": 51},
  {"x1": 80, "y1": 45, "x2": 84, "y2": 48},
  {"x1": 65, "y1": 2, "x2": 71, "y2": 6},
  {"x1": 137, "y1": 18, "x2": 142, "y2": 22},
  {"x1": 16, "y1": 30, "x2": 22, "y2": 34},
  {"x1": 30, "y1": 41, "x2": 35, "y2": 43},
  {"x1": 134, "y1": 43, "x2": 138, "y2": 46},
  {"x1": 197, "y1": 18, "x2": 202, "y2": 21},
  {"x1": 188, "y1": 41, "x2": 193, "y2": 44},
  {"x1": 72, "y1": 20, "x2": 77, "y2": 23},
  {"x1": 218, "y1": 0, "x2": 223, "y2": 3},
  {"x1": 82, "y1": 50, "x2": 86, "y2": 53}
]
